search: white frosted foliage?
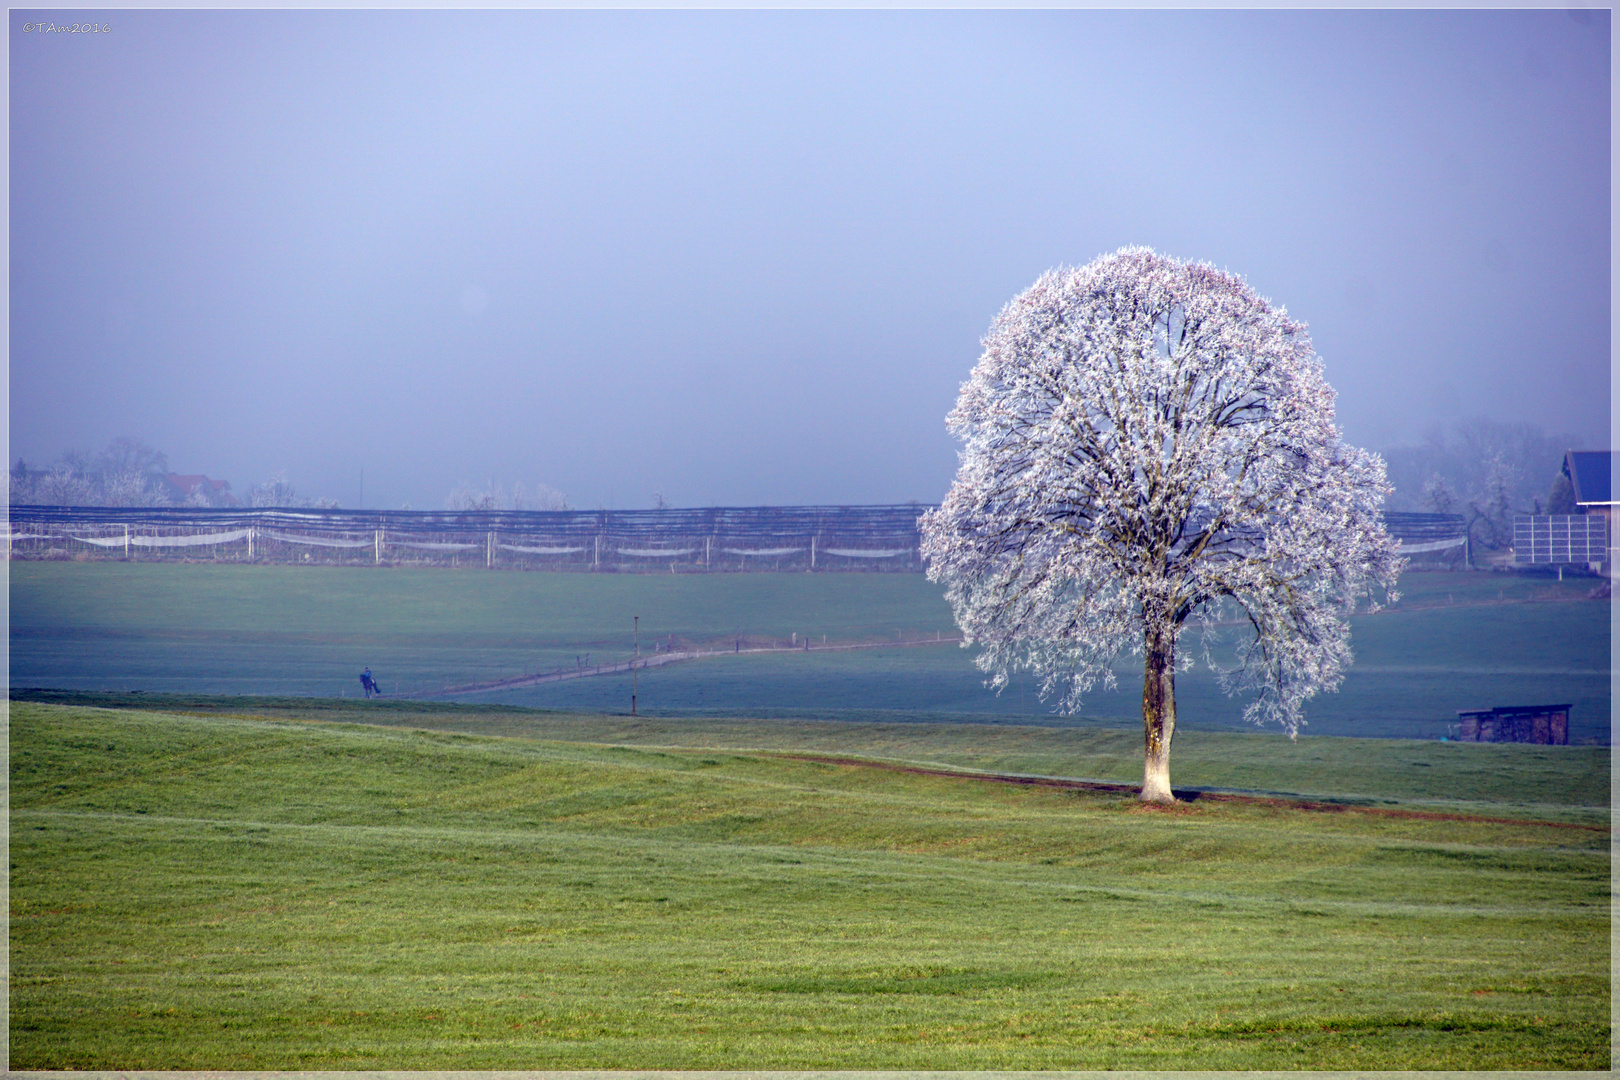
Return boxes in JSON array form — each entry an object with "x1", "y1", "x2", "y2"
[{"x1": 920, "y1": 249, "x2": 1402, "y2": 795}]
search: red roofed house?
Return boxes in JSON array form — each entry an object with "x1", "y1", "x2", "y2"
[{"x1": 162, "y1": 473, "x2": 237, "y2": 506}]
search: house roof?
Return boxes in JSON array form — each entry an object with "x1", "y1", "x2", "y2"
[
  {"x1": 162, "y1": 473, "x2": 238, "y2": 504},
  {"x1": 1563, "y1": 451, "x2": 1614, "y2": 505},
  {"x1": 164, "y1": 473, "x2": 231, "y2": 493}
]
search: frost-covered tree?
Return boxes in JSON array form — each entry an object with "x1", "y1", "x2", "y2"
[
  {"x1": 243, "y1": 471, "x2": 338, "y2": 508},
  {"x1": 1467, "y1": 451, "x2": 1519, "y2": 550},
  {"x1": 920, "y1": 248, "x2": 1402, "y2": 803},
  {"x1": 512, "y1": 480, "x2": 569, "y2": 511},
  {"x1": 445, "y1": 482, "x2": 498, "y2": 511},
  {"x1": 445, "y1": 479, "x2": 569, "y2": 511},
  {"x1": 18, "y1": 463, "x2": 96, "y2": 506},
  {"x1": 247, "y1": 470, "x2": 300, "y2": 507},
  {"x1": 102, "y1": 469, "x2": 163, "y2": 507},
  {"x1": 9, "y1": 437, "x2": 177, "y2": 506}
]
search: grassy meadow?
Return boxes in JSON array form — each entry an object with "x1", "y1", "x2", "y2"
[
  {"x1": 8, "y1": 561, "x2": 1612, "y2": 741},
  {"x1": 8, "y1": 560, "x2": 1612, "y2": 1067},
  {"x1": 10, "y1": 697, "x2": 1610, "y2": 1069}
]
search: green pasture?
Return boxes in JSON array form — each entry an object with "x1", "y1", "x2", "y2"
[
  {"x1": 9, "y1": 562, "x2": 1611, "y2": 741},
  {"x1": 19, "y1": 690, "x2": 1606, "y2": 821},
  {"x1": 10, "y1": 699, "x2": 1610, "y2": 1069}
]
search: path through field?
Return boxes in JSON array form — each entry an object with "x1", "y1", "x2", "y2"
[{"x1": 410, "y1": 633, "x2": 967, "y2": 697}]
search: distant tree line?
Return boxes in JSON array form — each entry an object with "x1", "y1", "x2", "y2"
[
  {"x1": 8, "y1": 437, "x2": 337, "y2": 509},
  {"x1": 443, "y1": 479, "x2": 569, "y2": 512},
  {"x1": 9, "y1": 437, "x2": 575, "y2": 512},
  {"x1": 11, "y1": 426, "x2": 1579, "y2": 539},
  {"x1": 1380, "y1": 419, "x2": 1585, "y2": 552}
]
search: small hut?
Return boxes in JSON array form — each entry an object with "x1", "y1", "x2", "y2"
[{"x1": 1455, "y1": 704, "x2": 1571, "y2": 745}]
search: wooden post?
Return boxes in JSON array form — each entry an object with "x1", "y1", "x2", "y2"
[
  {"x1": 632, "y1": 615, "x2": 639, "y2": 716},
  {"x1": 375, "y1": 529, "x2": 382, "y2": 565},
  {"x1": 124, "y1": 523, "x2": 129, "y2": 559},
  {"x1": 810, "y1": 534, "x2": 816, "y2": 571},
  {"x1": 487, "y1": 530, "x2": 494, "y2": 569}
]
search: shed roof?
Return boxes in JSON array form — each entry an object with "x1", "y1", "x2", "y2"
[{"x1": 1563, "y1": 451, "x2": 1613, "y2": 505}]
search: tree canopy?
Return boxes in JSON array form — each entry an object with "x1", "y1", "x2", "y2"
[{"x1": 920, "y1": 248, "x2": 1402, "y2": 802}]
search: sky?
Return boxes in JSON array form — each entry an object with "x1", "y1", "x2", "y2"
[{"x1": 9, "y1": 8, "x2": 1611, "y2": 511}]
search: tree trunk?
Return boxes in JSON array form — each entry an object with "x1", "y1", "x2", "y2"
[{"x1": 1139, "y1": 623, "x2": 1177, "y2": 803}]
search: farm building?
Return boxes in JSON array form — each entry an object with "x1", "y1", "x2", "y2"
[
  {"x1": 1454, "y1": 704, "x2": 1571, "y2": 746},
  {"x1": 1514, "y1": 451, "x2": 1614, "y2": 575},
  {"x1": 161, "y1": 474, "x2": 237, "y2": 505},
  {"x1": 1564, "y1": 450, "x2": 1614, "y2": 524}
]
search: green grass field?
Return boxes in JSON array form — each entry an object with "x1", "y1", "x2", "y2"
[
  {"x1": 9, "y1": 562, "x2": 1611, "y2": 1067},
  {"x1": 8, "y1": 562, "x2": 1612, "y2": 741},
  {"x1": 10, "y1": 697, "x2": 1610, "y2": 1069}
]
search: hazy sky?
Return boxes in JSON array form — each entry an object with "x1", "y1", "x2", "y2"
[{"x1": 10, "y1": 8, "x2": 1610, "y2": 510}]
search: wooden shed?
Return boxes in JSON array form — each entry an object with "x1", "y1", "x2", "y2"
[{"x1": 1455, "y1": 704, "x2": 1571, "y2": 745}]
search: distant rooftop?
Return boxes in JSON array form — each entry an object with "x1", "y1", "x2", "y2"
[{"x1": 1563, "y1": 451, "x2": 1614, "y2": 506}]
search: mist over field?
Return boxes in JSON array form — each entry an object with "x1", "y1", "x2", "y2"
[{"x1": 10, "y1": 8, "x2": 1609, "y2": 511}]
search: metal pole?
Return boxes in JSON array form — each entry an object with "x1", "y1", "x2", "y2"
[{"x1": 632, "y1": 615, "x2": 639, "y2": 716}]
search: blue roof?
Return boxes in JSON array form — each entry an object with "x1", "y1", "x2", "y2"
[{"x1": 1564, "y1": 451, "x2": 1613, "y2": 505}]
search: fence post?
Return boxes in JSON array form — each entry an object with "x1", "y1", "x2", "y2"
[
  {"x1": 375, "y1": 529, "x2": 382, "y2": 565},
  {"x1": 124, "y1": 523, "x2": 129, "y2": 559}
]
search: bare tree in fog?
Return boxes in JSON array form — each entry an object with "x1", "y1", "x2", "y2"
[{"x1": 1382, "y1": 420, "x2": 1583, "y2": 550}]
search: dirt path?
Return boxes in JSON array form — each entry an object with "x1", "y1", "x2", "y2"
[
  {"x1": 397, "y1": 586, "x2": 1602, "y2": 699},
  {"x1": 405, "y1": 634, "x2": 966, "y2": 699}
]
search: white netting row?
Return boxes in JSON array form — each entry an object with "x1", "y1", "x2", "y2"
[
  {"x1": 14, "y1": 527, "x2": 920, "y2": 560},
  {"x1": 71, "y1": 529, "x2": 252, "y2": 548},
  {"x1": 266, "y1": 530, "x2": 372, "y2": 549},
  {"x1": 1395, "y1": 537, "x2": 1466, "y2": 553}
]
